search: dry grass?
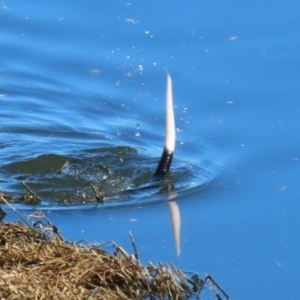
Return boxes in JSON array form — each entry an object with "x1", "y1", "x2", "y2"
[
  {"x1": 0, "y1": 192, "x2": 230, "y2": 300},
  {"x1": 0, "y1": 211, "x2": 209, "y2": 300}
]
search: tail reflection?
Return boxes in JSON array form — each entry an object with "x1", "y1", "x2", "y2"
[{"x1": 167, "y1": 193, "x2": 181, "y2": 256}]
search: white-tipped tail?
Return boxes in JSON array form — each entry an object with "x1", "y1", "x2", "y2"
[
  {"x1": 165, "y1": 75, "x2": 176, "y2": 153},
  {"x1": 153, "y1": 74, "x2": 176, "y2": 179}
]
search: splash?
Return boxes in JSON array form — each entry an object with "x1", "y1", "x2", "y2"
[{"x1": 0, "y1": 145, "x2": 217, "y2": 208}]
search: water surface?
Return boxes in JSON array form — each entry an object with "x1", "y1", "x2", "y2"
[{"x1": 1, "y1": 1, "x2": 300, "y2": 299}]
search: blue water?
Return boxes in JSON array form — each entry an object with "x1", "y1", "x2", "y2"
[{"x1": 1, "y1": 1, "x2": 300, "y2": 299}]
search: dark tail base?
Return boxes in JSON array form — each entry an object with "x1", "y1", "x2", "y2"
[{"x1": 153, "y1": 147, "x2": 173, "y2": 181}]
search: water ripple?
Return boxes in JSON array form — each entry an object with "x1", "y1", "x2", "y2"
[{"x1": 0, "y1": 145, "x2": 219, "y2": 209}]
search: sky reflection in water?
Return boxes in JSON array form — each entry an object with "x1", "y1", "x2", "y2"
[{"x1": 1, "y1": 1, "x2": 300, "y2": 299}]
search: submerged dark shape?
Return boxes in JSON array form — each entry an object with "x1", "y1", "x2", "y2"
[
  {"x1": 93, "y1": 75, "x2": 176, "y2": 202},
  {"x1": 153, "y1": 74, "x2": 176, "y2": 181}
]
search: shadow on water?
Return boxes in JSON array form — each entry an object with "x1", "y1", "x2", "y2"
[{"x1": 0, "y1": 145, "x2": 219, "y2": 210}]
